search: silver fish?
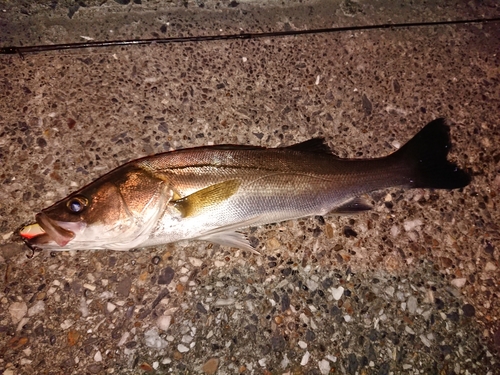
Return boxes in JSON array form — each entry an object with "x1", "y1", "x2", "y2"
[{"x1": 20, "y1": 118, "x2": 470, "y2": 252}]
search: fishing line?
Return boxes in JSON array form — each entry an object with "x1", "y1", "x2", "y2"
[{"x1": 1, "y1": 16, "x2": 499, "y2": 55}]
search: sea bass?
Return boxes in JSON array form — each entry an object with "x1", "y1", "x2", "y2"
[{"x1": 20, "y1": 118, "x2": 470, "y2": 252}]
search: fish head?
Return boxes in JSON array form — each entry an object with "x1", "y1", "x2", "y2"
[{"x1": 20, "y1": 165, "x2": 171, "y2": 251}]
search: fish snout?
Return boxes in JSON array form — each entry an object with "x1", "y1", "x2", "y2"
[{"x1": 20, "y1": 213, "x2": 85, "y2": 248}]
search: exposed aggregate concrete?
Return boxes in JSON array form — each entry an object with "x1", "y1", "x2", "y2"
[{"x1": 0, "y1": 0, "x2": 499, "y2": 374}]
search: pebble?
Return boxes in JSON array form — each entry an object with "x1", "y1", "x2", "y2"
[
  {"x1": 116, "y1": 277, "x2": 132, "y2": 297},
  {"x1": 67, "y1": 330, "x2": 80, "y2": 346},
  {"x1": 144, "y1": 327, "x2": 168, "y2": 349},
  {"x1": 158, "y1": 267, "x2": 175, "y2": 284},
  {"x1": 181, "y1": 335, "x2": 193, "y2": 344},
  {"x1": 157, "y1": 315, "x2": 172, "y2": 331},
  {"x1": 107, "y1": 302, "x2": 117, "y2": 313},
  {"x1": 300, "y1": 351, "x2": 310, "y2": 366},
  {"x1": 485, "y1": 262, "x2": 497, "y2": 271},
  {"x1": 306, "y1": 279, "x2": 319, "y2": 292},
  {"x1": 87, "y1": 364, "x2": 102, "y2": 374},
  {"x1": 462, "y1": 304, "x2": 476, "y2": 317},
  {"x1": 94, "y1": 350, "x2": 103, "y2": 362},
  {"x1": 266, "y1": 237, "x2": 281, "y2": 251},
  {"x1": 403, "y1": 219, "x2": 422, "y2": 232},
  {"x1": 177, "y1": 343, "x2": 190, "y2": 353},
  {"x1": 189, "y1": 257, "x2": 203, "y2": 267},
  {"x1": 298, "y1": 340, "x2": 307, "y2": 349},
  {"x1": 419, "y1": 334, "x2": 431, "y2": 347},
  {"x1": 215, "y1": 298, "x2": 236, "y2": 306},
  {"x1": 202, "y1": 358, "x2": 219, "y2": 374},
  {"x1": 318, "y1": 359, "x2": 331, "y2": 375},
  {"x1": 330, "y1": 286, "x2": 344, "y2": 300},
  {"x1": 450, "y1": 278, "x2": 466, "y2": 288},
  {"x1": 385, "y1": 286, "x2": 395, "y2": 297},
  {"x1": 83, "y1": 283, "x2": 96, "y2": 291},
  {"x1": 9, "y1": 301, "x2": 27, "y2": 324},
  {"x1": 28, "y1": 301, "x2": 45, "y2": 316},
  {"x1": 405, "y1": 326, "x2": 415, "y2": 335},
  {"x1": 407, "y1": 296, "x2": 418, "y2": 314},
  {"x1": 61, "y1": 319, "x2": 74, "y2": 330}
]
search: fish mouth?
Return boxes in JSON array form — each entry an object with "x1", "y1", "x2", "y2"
[{"x1": 20, "y1": 213, "x2": 84, "y2": 248}]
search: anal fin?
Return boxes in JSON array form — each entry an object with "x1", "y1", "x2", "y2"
[{"x1": 330, "y1": 197, "x2": 372, "y2": 214}]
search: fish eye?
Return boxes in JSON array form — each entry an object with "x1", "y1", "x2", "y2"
[{"x1": 66, "y1": 196, "x2": 88, "y2": 213}]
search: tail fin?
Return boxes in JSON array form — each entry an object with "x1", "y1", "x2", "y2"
[{"x1": 393, "y1": 118, "x2": 471, "y2": 189}]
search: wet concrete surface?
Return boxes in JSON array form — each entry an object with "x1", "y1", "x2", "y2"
[{"x1": 0, "y1": 0, "x2": 499, "y2": 374}]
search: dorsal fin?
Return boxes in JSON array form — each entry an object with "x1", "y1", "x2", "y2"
[{"x1": 285, "y1": 138, "x2": 333, "y2": 154}]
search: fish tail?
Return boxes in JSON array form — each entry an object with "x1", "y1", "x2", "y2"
[{"x1": 393, "y1": 118, "x2": 471, "y2": 189}]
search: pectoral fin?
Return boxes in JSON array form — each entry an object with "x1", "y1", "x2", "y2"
[{"x1": 173, "y1": 179, "x2": 241, "y2": 217}]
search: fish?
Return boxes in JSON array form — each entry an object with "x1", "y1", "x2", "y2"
[{"x1": 20, "y1": 118, "x2": 470, "y2": 252}]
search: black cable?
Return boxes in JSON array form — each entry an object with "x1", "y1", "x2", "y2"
[{"x1": 1, "y1": 17, "x2": 499, "y2": 55}]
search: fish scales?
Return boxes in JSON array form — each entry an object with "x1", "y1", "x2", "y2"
[{"x1": 19, "y1": 119, "x2": 470, "y2": 252}]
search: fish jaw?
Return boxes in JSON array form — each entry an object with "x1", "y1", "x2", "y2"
[{"x1": 20, "y1": 213, "x2": 86, "y2": 249}]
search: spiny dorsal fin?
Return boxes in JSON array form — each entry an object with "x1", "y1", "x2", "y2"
[
  {"x1": 173, "y1": 179, "x2": 241, "y2": 217},
  {"x1": 285, "y1": 138, "x2": 333, "y2": 154}
]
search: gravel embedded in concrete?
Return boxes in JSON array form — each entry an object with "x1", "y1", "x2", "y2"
[{"x1": 0, "y1": 0, "x2": 499, "y2": 374}]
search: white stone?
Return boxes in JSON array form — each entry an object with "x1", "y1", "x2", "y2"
[
  {"x1": 403, "y1": 219, "x2": 422, "y2": 232},
  {"x1": 306, "y1": 279, "x2": 318, "y2": 292},
  {"x1": 215, "y1": 298, "x2": 236, "y2": 306},
  {"x1": 181, "y1": 335, "x2": 193, "y2": 344},
  {"x1": 405, "y1": 326, "x2": 415, "y2": 335},
  {"x1": 83, "y1": 283, "x2": 96, "y2": 291},
  {"x1": 177, "y1": 344, "x2": 189, "y2": 353},
  {"x1": 485, "y1": 262, "x2": 497, "y2": 271},
  {"x1": 419, "y1": 334, "x2": 432, "y2": 347},
  {"x1": 118, "y1": 332, "x2": 130, "y2": 346},
  {"x1": 330, "y1": 286, "x2": 344, "y2": 300},
  {"x1": 300, "y1": 351, "x2": 310, "y2": 366},
  {"x1": 28, "y1": 301, "x2": 45, "y2": 316},
  {"x1": 390, "y1": 225, "x2": 400, "y2": 237},
  {"x1": 189, "y1": 257, "x2": 203, "y2": 267},
  {"x1": 298, "y1": 340, "x2": 307, "y2": 349},
  {"x1": 157, "y1": 315, "x2": 172, "y2": 331},
  {"x1": 94, "y1": 350, "x2": 102, "y2": 362},
  {"x1": 144, "y1": 327, "x2": 168, "y2": 349},
  {"x1": 280, "y1": 354, "x2": 289, "y2": 369},
  {"x1": 450, "y1": 278, "x2": 466, "y2": 288},
  {"x1": 9, "y1": 301, "x2": 27, "y2": 324},
  {"x1": 407, "y1": 296, "x2": 418, "y2": 314},
  {"x1": 326, "y1": 355, "x2": 337, "y2": 362},
  {"x1": 17, "y1": 317, "x2": 30, "y2": 332},
  {"x1": 385, "y1": 286, "x2": 395, "y2": 297},
  {"x1": 107, "y1": 302, "x2": 117, "y2": 313},
  {"x1": 318, "y1": 359, "x2": 330, "y2": 375},
  {"x1": 60, "y1": 319, "x2": 74, "y2": 330}
]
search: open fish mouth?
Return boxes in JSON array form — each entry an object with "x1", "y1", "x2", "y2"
[{"x1": 20, "y1": 213, "x2": 84, "y2": 248}]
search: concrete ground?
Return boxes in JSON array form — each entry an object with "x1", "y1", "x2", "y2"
[{"x1": 0, "y1": 0, "x2": 499, "y2": 374}]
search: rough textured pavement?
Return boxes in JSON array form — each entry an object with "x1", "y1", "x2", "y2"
[{"x1": 0, "y1": 0, "x2": 499, "y2": 374}]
